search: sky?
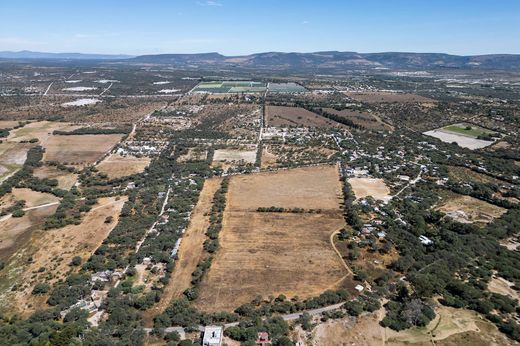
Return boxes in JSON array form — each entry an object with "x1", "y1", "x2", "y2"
[{"x1": 1, "y1": 0, "x2": 519, "y2": 56}]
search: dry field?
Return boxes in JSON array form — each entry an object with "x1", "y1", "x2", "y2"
[
  {"x1": 212, "y1": 148, "x2": 256, "y2": 165},
  {"x1": 0, "y1": 141, "x2": 30, "y2": 183},
  {"x1": 266, "y1": 105, "x2": 344, "y2": 128},
  {"x1": 33, "y1": 166, "x2": 78, "y2": 190},
  {"x1": 436, "y1": 193, "x2": 506, "y2": 224},
  {"x1": 8, "y1": 121, "x2": 79, "y2": 146},
  {"x1": 9, "y1": 188, "x2": 60, "y2": 208},
  {"x1": 0, "y1": 203, "x2": 58, "y2": 261},
  {"x1": 0, "y1": 120, "x2": 22, "y2": 129},
  {"x1": 143, "y1": 178, "x2": 222, "y2": 325},
  {"x1": 0, "y1": 196, "x2": 126, "y2": 315},
  {"x1": 348, "y1": 177, "x2": 391, "y2": 203},
  {"x1": 322, "y1": 108, "x2": 394, "y2": 131},
  {"x1": 195, "y1": 165, "x2": 349, "y2": 312},
  {"x1": 261, "y1": 144, "x2": 338, "y2": 168},
  {"x1": 344, "y1": 91, "x2": 436, "y2": 104},
  {"x1": 448, "y1": 166, "x2": 504, "y2": 185},
  {"x1": 96, "y1": 153, "x2": 151, "y2": 179},
  {"x1": 423, "y1": 129, "x2": 494, "y2": 150},
  {"x1": 43, "y1": 134, "x2": 124, "y2": 166},
  {"x1": 296, "y1": 306, "x2": 517, "y2": 346}
]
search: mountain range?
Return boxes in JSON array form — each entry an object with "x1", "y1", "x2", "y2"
[{"x1": 2, "y1": 50, "x2": 520, "y2": 70}]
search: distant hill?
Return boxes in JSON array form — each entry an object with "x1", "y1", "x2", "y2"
[
  {"x1": 131, "y1": 51, "x2": 520, "y2": 70},
  {"x1": 2, "y1": 50, "x2": 520, "y2": 70},
  {"x1": 0, "y1": 50, "x2": 133, "y2": 60}
]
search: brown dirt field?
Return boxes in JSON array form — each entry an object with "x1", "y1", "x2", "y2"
[
  {"x1": 43, "y1": 134, "x2": 124, "y2": 166},
  {"x1": 96, "y1": 153, "x2": 151, "y2": 179},
  {"x1": 323, "y1": 108, "x2": 394, "y2": 131},
  {"x1": 488, "y1": 276, "x2": 520, "y2": 302},
  {"x1": 0, "y1": 142, "x2": 31, "y2": 183},
  {"x1": 260, "y1": 147, "x2": 278, "y2": 168},
  {"x1": 344, "y1": 91, "x2": 436, "y2": 104},
  {"x1": 10, "y1": 188, "x2": 60, "y2": 208},
  {"x1": 0, "y1": 120, "x2": 22, "y2": 129},
  {"x1": 194, "y1": 166, "x2": 348, "y2": 312},
  {"x1": 143, "y1": 178, "x2": 222, "y2": 326},
  {"x1": 229, "y1": 165, "x2": 344, "y2": 210},
  {"x1": 7, "y1": 121, "x2": 79, "y2": 146},
  {"x1": 266, "y1": 105, "x2": 345, "y2": 128},
  {"x1": 348, "y1": 177, "x2": 391, "y2": 203},
  {"x1": 0, "y1": 204, "x2": 58, "y2": 261},
  {"x1": 436, "y1": 194, "x2": 506, "y2": 224},
  {"x1": 33, "y1": 166, "x2": 78, "y2": 190},
  {"x1": 0, "y1": 196, "x2": 126, "y2": 315}
]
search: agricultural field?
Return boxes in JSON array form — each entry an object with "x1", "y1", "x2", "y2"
[
  {"x1": 7, "y1": 121, "x2": 79, "y2": 146},
  {"x1": 96, "y1": 153, "x2": 151, "y2": 179},
  {"x1": 265, "y1": 105, "x2": 344, "y2": 128},
  {"x1": 348, "y1": 177, "x2": 391, "y2": 203},
  {"x1": 0, "y1": 141, "x2": 30, "y2": 183},
  {"x1": 195, "y1": 165, "x2": 350, "y2": 312},
  {"x1": 192, "y1": 81, "x2": 266, "y2": 93},
  {"x1": 43, "y1": 134, "x2": 124, "y2": 166},
  {"x1": 212, "y1": 147, "x2": 256, "y2": 167},
  {"x1": 33, "y1": 165, "x2": 78, "y2": 190}
]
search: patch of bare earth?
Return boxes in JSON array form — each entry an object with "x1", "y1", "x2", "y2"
[
  {"x1": 436, "y1": 194, "x2": 506, "y2": 224},
  {"x1": 96, "y1": 153, "x2": 151, "y2": 179},
  {"x1": 348, "y1": 177, "x2": 391, "y2": 203},
  {"x1": 43, "y1": 134, "x2": 124, "y2": 166},
  {"x1": 344, "y1": 91, "x2": 436, "y2": 104},
  {"x1": 33, "y1": 166, "x2": 78, "y2": 190},
  {"x1": 194, "y1": 165, "x2": 349, "y2": 312}
]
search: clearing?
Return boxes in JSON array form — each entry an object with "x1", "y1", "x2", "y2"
[
  {"x1": 322, "y1": 108, "x2": 393, "y2": 131},
  {"x1": 265, "y1": 106, "x2": 343, "y2": 128},
  {"x1": 344, "y1": 91, "x2": 436, "y2": 104},
  {"x1": 212, "y1": 148, "x2": 256, "y2": 165},
  {"x1": 43, "y1": 134, "x2": 124, "y2": 166},
  {"x1": 488, "y1": 275, "x2": 520, "y2": 302},
  {"x1": 9, "y1": 188, "x2": 60, "y2": 208},
  {"x1": 348, "y1": 178, "x2": 391, "y2": 203},
  {"x1": 8, "y1": 121, "x2": 79, "y2": 146},
  {"x1": 33, "y1": 166, "x2": 78, "y2": 190},
  {"x1": 195, "y1": 165, "x2": 349, "y2": 312},
  {"x1": 436, "y1": 193, "x2": 506, "y2": 224},
  {"x1": 423, "y1": 124, "x2": 498, "y2": 150},
  {"x1": 96, "y1": 153, "x2": 151, "y2": 179}
]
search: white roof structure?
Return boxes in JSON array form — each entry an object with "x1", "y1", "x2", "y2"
[{"x1": 203, "y1": 326, "x2": 223, "y2": 346}]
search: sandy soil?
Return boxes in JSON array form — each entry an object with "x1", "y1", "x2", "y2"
[
  {"x1": 96, "y1": 153, "x2": 151, "y2": 179},
  {"x1": 0, "y1": 142, "x2": 31, "y2": 183},
  {"x1": 43, "y1": 134, "x2": 124, "y2": 166},
  {"x1": 0, "y1": 196, "x2": 126, "y2": 315},
  {"x1": 488, "y1": 276, "x2": 520, "y2": 302},
  {"x1": 33, "y1": 166, "x2": 78, "y2": 190},
  {"x1": 348, "y1": 177, "x2": 391, "y2": 203},
  {"x1": 143, "y1": 178, "x2": 222, "y2": 325},
  {"x1": 194, "y1": 166, "x2": 348, "y2": 312},
  {"x1": 0, "y1": 120, "x2": 22, "y2": 129},
  {"x1": 436, "y1": 194, "x2": 506, "y2": 224},
  {"x1": 266, "y1": 106, "x2": 345, "y2": 128},
  {"x1": 229, "y1": 165, "x2": 343, "y2": 210}
]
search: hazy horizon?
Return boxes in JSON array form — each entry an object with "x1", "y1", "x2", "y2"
[{"x1": 1, "y1": 0, "x2": 519, "y2": 56}]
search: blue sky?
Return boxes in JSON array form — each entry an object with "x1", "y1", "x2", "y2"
[{"x1": 1, "y1": 0, "x2": 519, "y2": 55}]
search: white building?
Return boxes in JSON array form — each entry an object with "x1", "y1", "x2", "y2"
[{"x1": 202, "y1": 326, "x2": 223, "y2": 346}]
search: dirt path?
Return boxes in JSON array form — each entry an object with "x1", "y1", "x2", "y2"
[{"x1": 142, "y1": 177, "x2": 222, "y2": 326}]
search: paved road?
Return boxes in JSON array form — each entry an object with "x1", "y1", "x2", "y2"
[{"x1": 144, "y1": 302, "x2": 345, "y2": 336}]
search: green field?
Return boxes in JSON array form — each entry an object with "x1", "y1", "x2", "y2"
[
  {"x1": 442, "y1": 123, "x2": 491, "y2": 138},
  {"x1": 192, "y1": 81, "x2": 267, "y2": 93}
]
